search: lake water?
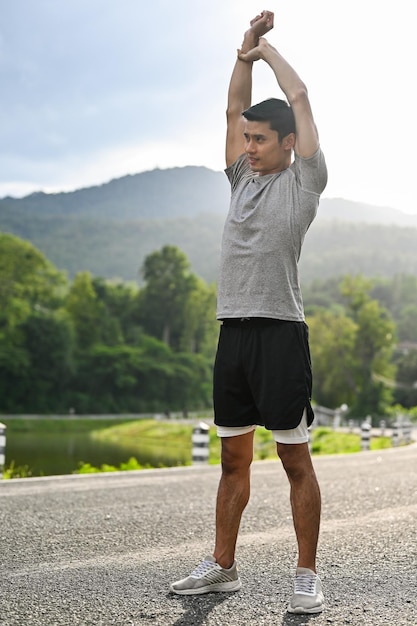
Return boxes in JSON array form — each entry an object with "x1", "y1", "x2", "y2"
[{"x1": 4, "y1": 430, "x2": 191, "y2": 477}]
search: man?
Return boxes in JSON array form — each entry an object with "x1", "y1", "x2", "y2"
[{"x1": 170, "y1": 10, "x2": 327, "y2": 615}]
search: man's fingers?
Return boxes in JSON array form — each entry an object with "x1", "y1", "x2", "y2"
[
  {"x1": 263, "y1": 10, "x2": 274, "y2": 28},
  {"x1": 237, "y1": 48, "x2": 261, "y2": 63}
]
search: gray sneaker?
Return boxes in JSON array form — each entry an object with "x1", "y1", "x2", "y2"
[
  {"x1": 170, "y1": 555, "x2": 242, "y2": 595},
  {"x1": 287, "y1": 567, "x2": 324, "y2": 614}
]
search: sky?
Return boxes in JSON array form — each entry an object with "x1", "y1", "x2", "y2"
[{"x1": 1, "y1": 0, "x2": 416, "y2": 214}]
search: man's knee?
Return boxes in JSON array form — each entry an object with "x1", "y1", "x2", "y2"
[{"x1": 276, "y1": 442, "x2": 312, "y2": 479}]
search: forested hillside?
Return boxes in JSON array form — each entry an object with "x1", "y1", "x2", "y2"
[
  {"x1": 300, "y1": 221, "x2": 417, "y2": 284},
  {"x1": 1, "y1": 210, "x2": 416, "y2": 285},
  {"x1": 1, "y1": 166, "x2": 417, "y2": 283}
]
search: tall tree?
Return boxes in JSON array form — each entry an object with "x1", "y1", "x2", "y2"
[
  {"x1": 393, "y1": 349, "x2": 417, "y2": 408},
  {"x1": 179, "y1": 279, "x2": 218, "y2": 357},
  {"x1": 341, "y1": 275, "x2": 396, "y2": 416},
  {"x1": 307, "y1": 309, "x2": 358, "y2": 408},
  {"x1": 0, "y1": 233, "x2": 65, "y2": 332},
  {"x1": 65, "y1": 271, "x2": 105, "y2": 350},
  {"x1": 21, "y1": 310, "x2": 75, "y2": 412},
  {"x1": 138, "y1": 246, "x2": 198, "y2": 350},
  {"x1": 0, "y1": 234, "x2": 67, "y2": 411},
  {"x1": 397, "y1": 304, "x2": 417, "y2": 343},
  {"x1": 92, "y1": 278, "x2": 141, "y2": 345}
]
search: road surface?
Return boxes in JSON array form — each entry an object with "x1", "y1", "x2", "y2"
[{"x1": 1, "y1": 442, "x2": 417, "y2": 625}]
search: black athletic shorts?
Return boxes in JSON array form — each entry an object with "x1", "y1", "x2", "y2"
[{"x1": 213, "y1": 318, "x2": 314, "y2": 430}]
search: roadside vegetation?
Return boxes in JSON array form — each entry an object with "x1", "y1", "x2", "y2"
[
  {"x1": 76, "y1": 424, "x2": 395, "y2": 473},
  {"x1": 1, "y1": 418, "x2": 399, "y2": 478}
]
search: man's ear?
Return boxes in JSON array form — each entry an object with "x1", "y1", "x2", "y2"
[{"x1": 283, "y1": 133, "x2": 296, "y2": 150}]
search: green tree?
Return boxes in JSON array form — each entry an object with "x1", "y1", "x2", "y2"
[
  {"x1": 341, "y1": 275, "x2": 396, "y2": 416},
  {"x1": 65, "y1": 271, "x2": 105, "y2": 349},
  {"x1": 21, "y1": 310, "x2": 75, "y2": 412},
  {"x1": 397, "y1": 304, "x2": 417, "y2": 343},
  {"x1": 0, "y1": 233, "x2": 65, "y2": 334},
  {"x1": 73, "y1": 344, "x2": 146, "y2": 413},
  {"x1": 393, "y1": 349, "x2": 417, "y2": 408},
  {"x1": 138, "y1": 246, "x2": 199, "y2": 351},
  {"x1": 371, "y1": 274, "x2": 417, "y2": 319},
  {"x1": 307, "y1": 309, "x2": 358, "y2": 408},
  {"x1": 92, "y1": 278, "x2": 141, "y2": 345},
  {"x1": 0, "y1": 234, "x2": 67, "y2": 412},
  {"x1": 70, "y1": 334, "x2": 212, "y2": 414},
  {"x1": 179, "y1": 279, "x2": 218, "y2": 357},
  {"x1": 165, "y1": 352, "x2": 212, "y2": 413}
]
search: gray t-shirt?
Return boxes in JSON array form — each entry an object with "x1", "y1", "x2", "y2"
[{"x1": 216, "y1": 148, "x2": 327, "y2": 321}]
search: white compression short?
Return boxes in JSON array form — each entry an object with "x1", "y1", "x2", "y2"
[{"x1": 216, "y1": 409, "x2": 309, "y2": 444}]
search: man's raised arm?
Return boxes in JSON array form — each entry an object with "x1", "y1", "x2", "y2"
[
  {"x1": 239, "y1": 36, "x2": 319, "y2": 159},
  {"x1": 225, "y1": 11, "x2": 274, "y2": 168}
]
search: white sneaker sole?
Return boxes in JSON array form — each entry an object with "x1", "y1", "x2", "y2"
[
  {"x1": 287, "y1": 603, "x2": 324, "y2": 614},
  {"x1": 170, "y1": 579, "x2": 242, "y2": 595}
]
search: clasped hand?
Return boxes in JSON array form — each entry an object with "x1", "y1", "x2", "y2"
[
  {"x1": 238, "y1": 10, "x2": 274, "y2": 62},
  {"x1": 238, "y1": 37, "x2": 272, "y2": 63}
]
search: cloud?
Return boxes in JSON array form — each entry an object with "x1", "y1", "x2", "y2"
[{"x1": 0, "y1": 0, "x2": 416, "y2": 214}]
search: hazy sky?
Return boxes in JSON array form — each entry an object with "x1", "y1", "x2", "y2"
[{"x1": 1, "y1": 0, "x2": 416, "y2": 214}]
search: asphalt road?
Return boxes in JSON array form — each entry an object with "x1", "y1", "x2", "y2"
[{"x1": 1, "y1": 441, "x2": 417, "y2": 626}]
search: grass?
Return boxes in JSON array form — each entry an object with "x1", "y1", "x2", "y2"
[
  {"x1": 2, "y1": 460, "x2": 33, "y2": 479},
  {"x1": 75, "y1": 457, "x2": 153, "y2": 473},
  {"x1": 311, "y1": 427, "x2": 391, "y2": 455}
]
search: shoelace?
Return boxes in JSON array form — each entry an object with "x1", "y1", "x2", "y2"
[
  {"x1": 191, "y1": 560, "x2": 218, "y2": 579},
  {"x1": 294, "y1": 573, "x2": 317, "y2": 595}
]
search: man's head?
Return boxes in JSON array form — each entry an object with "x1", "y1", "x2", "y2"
[
  {"x1": 242, "y1": 98, "x2": 295, "y2": 142},
  {"x1": 241, "y1": 99, "x2": 295, "y2": 175}
]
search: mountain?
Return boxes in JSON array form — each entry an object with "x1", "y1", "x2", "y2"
[
  {"x1": 0, "y1": 166, "x2": 230, "y2": 219},
  {"x1": 1, "y1": 166, "x2": 417, "y2": 284},
  {"x1": 319, "y1": 198, "x2": 417, "y2": 228},
  {"x1": 2, "y1": 168, "x2": 417, "y2": 226}
]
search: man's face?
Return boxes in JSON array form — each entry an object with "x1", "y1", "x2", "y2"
[{"x1": 243, "y1": 119, "x2": 291, "y2": 176}]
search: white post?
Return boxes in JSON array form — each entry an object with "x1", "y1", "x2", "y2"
[
  {"x1": 0, "y1": 422, "x2": 6, "y2": 479},
  {"x1": 361, "y1": 420, "x2": 371, "y2": 451},
  {"x1": 333, "y1": 409, "x2": 341, "y2": 430},
  {"x1": 403, "y1": 421, "x2": 412, "y2": 445},
  {"x1": 392, "y1": 422, "x2": 399, "y2": 447},
  {"x1": 192, "y1": 422, "x2": 210, "y2": 464},
  {"x1": 379, "y1": 420, "x2": 386, "y2": 437}
]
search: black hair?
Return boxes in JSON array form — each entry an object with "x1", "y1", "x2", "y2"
[{"x1": 242, "y1": 98, "x2": 295, "y2": 142}]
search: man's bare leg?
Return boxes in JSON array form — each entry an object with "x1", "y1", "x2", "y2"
[
  {"x1": 276, "y1": 442, "x2": 321, "y2": 571},
  {"x1": 213, "y1": 430, "x2": 254, "y2": 568}
]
